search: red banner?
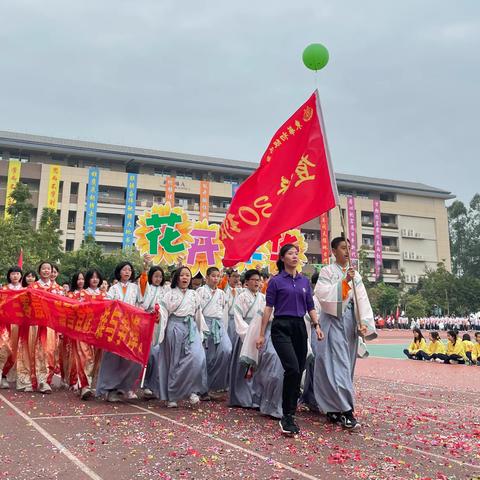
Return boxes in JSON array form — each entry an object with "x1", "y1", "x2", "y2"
[
  {"x1": 165, "y1": 176, "x2": 176, "y2": 205},
  {"x1": 0, "y1": 289, "x2": 155, "y2": 365},
  {"x1": 220, "y1": 91, "x2": 338, "y2": 266}
]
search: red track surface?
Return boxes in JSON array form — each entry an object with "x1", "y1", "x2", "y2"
[{"x1": 1, "y1": 355, "x2": 479, "y2": 480}]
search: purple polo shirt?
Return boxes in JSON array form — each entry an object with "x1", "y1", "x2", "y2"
[{"x1": 266, "y1": 270, "x2": 315, "y2": 317}]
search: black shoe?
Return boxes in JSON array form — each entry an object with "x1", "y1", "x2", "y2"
[
  {"x1": 279, "y1": 415, "x2": 299, "y2": 435},
  {"x1": 340, "y1": 411, "x2": 360, "y2": 429},
  {"x1": 326, "y1": 412, "x2": 341, "y2": 423}
]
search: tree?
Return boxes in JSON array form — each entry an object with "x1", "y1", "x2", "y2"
[
  {"x1": 34, "y1": 208, "x2": 64, "y2": 265},
  {"x1": 7, "y1": 182, "x2": 35, "y2": 226},
  {"x1": 403, "y1": 293, "x2": 428, "y2": 319},
  {"x1": 367, "y1": 282, "x2": 399, "y2": 316}
]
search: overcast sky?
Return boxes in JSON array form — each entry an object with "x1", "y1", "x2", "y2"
[{"x1": 1, "y1": 1, "x2": 478, "y2": 203}]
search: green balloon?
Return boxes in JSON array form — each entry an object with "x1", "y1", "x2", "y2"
[{"x1": 302, "y1": 43, "x2": 329, "y2": 71}]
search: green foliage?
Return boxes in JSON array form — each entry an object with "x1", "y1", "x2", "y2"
[
  {"x1": 367, "y1": 282, "x2": 399, "y2": 316},
  {"x1": 448, "y1": 195, "x2": 480, "y2": 278},
  {"x1": 403, "y1": 293, "x2": 429, "y2": 319}
]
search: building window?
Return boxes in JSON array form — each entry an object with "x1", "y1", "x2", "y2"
[
  {"x1": 66, "y1": 240, "x2": 74, "y2": 251},
  {"x1": 380, "y1": 192, "x2": 396, "y2": 202}
]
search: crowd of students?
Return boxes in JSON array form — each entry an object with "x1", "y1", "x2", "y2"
[
  {"x1": 0, "y1": 237, "x2": 376, "y2": 435},
  {"x1": 376, "y1": 315, "x2": 480, "y2": 330},
  {"x1": 403, "y1": 328, "x2": 480, "y2": 365}
]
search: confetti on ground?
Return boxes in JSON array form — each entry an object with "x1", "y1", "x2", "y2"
[{"x1": 0, "y1": 330, "x2": 479, "y2": 479}]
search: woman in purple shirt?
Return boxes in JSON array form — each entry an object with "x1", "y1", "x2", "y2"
[{"x1": 256, "y1": 244, "x2": 323, "y2": 435}]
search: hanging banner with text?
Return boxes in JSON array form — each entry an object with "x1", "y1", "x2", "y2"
[
  {"x1": 347, "y1": 196, "x2": 358, "y2": 264},
  {"x1": 4, "y1": 159, "x2": 21, "y2": 219},
  {"x1": 0, "y1": 289, "x2": 155, "y2": 365},
  {"x1": 122, "y1": 173, "x2": 138, "y2": 250},
  {"x1": 320, "y1": 212, "x2": 330, "y2": 264},
  {"x1": 165, "y1": 176, "x2": 176, "y2": 205},
  {"x1": 373, "y1": 199, "x2": 383, "y2": 279},
  {"x1": 199, "y1": 180, "x2": 210, "y2": 221},
  {"x1": 47, "y1": 165, "x2": 61, "y2": 210},
  {"x1": 85, "y1": 167, "x2": 100, "y2": 238}
]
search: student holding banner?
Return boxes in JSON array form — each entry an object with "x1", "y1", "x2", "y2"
[
  {"x1": 96, "y1": 261, "x2": 143, "y2": 402},
  {"x1": 0, "y1": 266, "x2": 24, "y2": 389},
  {"x1": 313, "y1": 237, "x2": 375, "y2": 429},
  {"x1": 196, "y1": 267, "x2": 232, "y2": 396}
]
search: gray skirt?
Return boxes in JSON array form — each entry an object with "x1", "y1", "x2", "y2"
[
  {"x1": 95, "y1": 351, "x2": 142, "y2": 396},
  {"x1": 204, "y1": 316, "x2": 232, "y2": 391},
  {"x1": 228, "y1": 336, "x2": 253, "y2": 408},
  {"x1": 313, "y1": 304, "x2": 358, "y2": 413},
  {"x1": 252, "y1": 326, "x2": 283, "y2": 419},
  {"x1": 161, "y1": 315, "x2": 208, "y2": 402},
  {"x1": 227, "y1": 314, "x2": 237, "y2": 346}
]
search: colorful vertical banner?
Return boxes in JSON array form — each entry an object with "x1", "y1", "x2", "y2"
[
  {"x1": 320, "y1": 212, "x2": 330, "y2": 264},
  {"x1": 373, "y1": 199, "x2": 383, "y2": 279},
  {"x1": 4, "y1": 159, "x2": 21, "y2": 219},
  {"x1": 199, "y1": 180, "x2": 210, "y2": 221},
  {"x1": 84, "y1": 167, "x2": 100, "y2": 239},
  {"x1": 165, "y1": 176, "x2": 175, "y2": 205},
  {"x1": 347, "y1": 196, "x2": 358, "y2": 264},
  {"x1": 47, "y1": 165, "x2": 61, "y2": 210},
  {"x1": 122, "y1": 173, "x2": 138, "y2": 250}
]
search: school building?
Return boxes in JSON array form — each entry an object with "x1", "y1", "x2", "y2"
[{"x1": 0, "y1": 130, "x2": 454, "y2": 285}]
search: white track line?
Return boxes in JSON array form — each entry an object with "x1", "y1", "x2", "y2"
[
  {"x1": 131, "y1": 404, "x2": 321, "y2": 480},
  {"x1": 0, "y1": 393, "x2": 102, "y2": 480},
  {"x1": 367, "y1": 435, "x2": 480, "y2": 471},
  {"x1": 32, "y1": 411, "x2": 152, "y2": 420}
]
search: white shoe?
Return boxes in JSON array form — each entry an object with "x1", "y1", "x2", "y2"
[
  {"x1": 39, "y1": 383, "x2": 52, "y2": 394},
  {"x1": 80, "y1": 387, "x2": 93, "y2": 401},
  {"x1": 125, "y1": 390, "x2": 138, "y2": 400},
  {"x1": 450, "y1": 360, "x2": 459, "y2": 365},
  {"x1": 167, "y1": 401, "x2": 178, "y2": 408},
  {"x1": 435, "y1": 358, "x2": 444, "y2": 363},
  {"x1": 143, "y1": 388, "x2": 155, "y2": 400},
  {"x1": 189, "y1": 393, "x2": 200, "y2": 405},
  {"x1": 106, "y1": 391, "x2": 123, "y2": 403},
  {"x1": 24, "y1": 386, "x2": 33, "y2": 392},
  {"x1": 0, "y1": 378, "x2": 9, "y2": 389}
]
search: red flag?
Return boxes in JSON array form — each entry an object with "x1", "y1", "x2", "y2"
[
  {"x1": 221, "y1": 91, "x2": 339, "y2": 266},
  {"x1": 17, "y1": 248, "x2": 23, "y2": 269}
]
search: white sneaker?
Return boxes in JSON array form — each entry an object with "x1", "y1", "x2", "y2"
[
  {"x1": 189, "y1": 393, "x2": 200, "y2": 405},
  {"x1": 167, "y1": 401, "x2": 178, "y2": 408},
  {"x1": 39, "y1": 383, "x2": 52, "y2": 394},
  {"x1": 0, "y1": 378, "x2": 9, "y2": 389},
  {"x1": 143, "y1": 388, "x2": 155, "y2": 400},
  {"x1": 80, "y1": 387, "x2": 93, "y2": 401},
  {"x1": 125, "y1": 390, "x2": 138, "y2": 400},
  {"x1": 450, "y1": 360, "x2": 459, "y2": 365},
  {"x1": 106, "y1": 391, "x2": 123, "y2": 403},
  {"x1": 435, "y1": 358, "x2": 444, "y2": 363}
]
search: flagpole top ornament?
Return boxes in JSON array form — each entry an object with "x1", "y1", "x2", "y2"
[{"x1": 302, "y1": 43, "x2": 329, "y2": 71}]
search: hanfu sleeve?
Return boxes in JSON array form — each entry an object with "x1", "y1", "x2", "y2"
[
  {"x1": 314, "y1": 267, "x2": 343, "y2": 318},
  {"x1": 233, "y1": 293, "x2": 250, "y2": 341}
]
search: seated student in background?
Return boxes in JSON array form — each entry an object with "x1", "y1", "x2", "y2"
[
  {"x1": 403, "y1": 328, "x2": 426, "y2": 360},
  {"x1": 472, "y1": 332, "x2": 480, "y2": 366},
  {"x1": 462, "y1": 333, "x2": 475, "y2": 365},
  {"x1": 416, "y1": 331, "x2": 446, "y2": 361},
  {"x1": 431, "y1": 330, "x2": 467, "y2": 364}
]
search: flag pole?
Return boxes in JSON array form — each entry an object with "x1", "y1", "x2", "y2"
[{"x1": 337, "y1": 205, "x2": 363, "y2": 334}]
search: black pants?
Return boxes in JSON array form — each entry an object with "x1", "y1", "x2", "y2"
[
  {"x1": 271, "y1": 316, "x2": 307, "y2": 417},
  {"x1": 431, "y1": 353, "x2": 465, "y2": 364},
  {"x1": 416, "y1": 351, "x2": 432, "y2": 361},
  {"x1": 403, "y1": 349, "x2": 422, "y2": 360}
]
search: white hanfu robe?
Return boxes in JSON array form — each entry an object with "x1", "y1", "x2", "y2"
[
  {"x1": 228, "y1": 289, "x2": 264, "y2": 408},
  {"x1": 224, "y1": 285, "x2": 243, "y2": 344},
  {"x1": 313, "y1": 264, "x2": 376, "y2": 414},
  {"x1": 196, "y1": 285, "x2": 232, "y2": 391},
  {"x1": 155, "y1": 288, "x2": 208, "y2": 402},
  {"x1": 237, "y1": 291, "x2": 285, "y2": 418},
  {"x1": 96, "y1": 282, "x2": 143, "y2": 396}
]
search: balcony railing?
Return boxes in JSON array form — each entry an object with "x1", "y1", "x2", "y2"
[{"x1": 96, "y1": 225, "x2": 124, "y2": 233}]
